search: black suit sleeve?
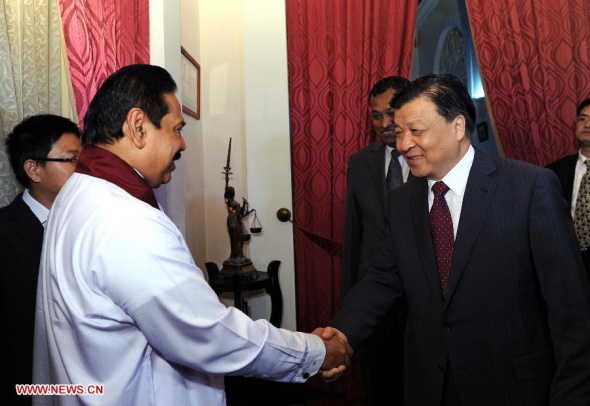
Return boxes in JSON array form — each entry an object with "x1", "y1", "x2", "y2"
[
  {"x1": 546, "y1": 155, "x2": 577, "y2": 205},
  {"x1": 530, "y1": 169, "x2": 590, "y2": 402},
  {"x1": 341, "y1": 156, "x2": 362, "y2": 300},
  {"x1": 332, "y1": 205, "x2": 402, "y2": 349},
  {"x1": 0, "y1": 196, "x2": 44, "y2": 403}
]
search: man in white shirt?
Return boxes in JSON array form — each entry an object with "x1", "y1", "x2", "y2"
[
  {"x1": 547, "y1": 97, "x2": 590, "y2": 276},
  {"x1": 0, "y1": 114, "x2": 81, "y2": 406},
  {"x1": 325, "y1": 74, "x2": 590, "y2": 405},
  {"x1": 33, "y1": 64, "x2": 351, "y2": 406}
]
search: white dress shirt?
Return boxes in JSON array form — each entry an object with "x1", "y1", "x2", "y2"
[
  {"x1": 570, "y1": 151, "x2": 589, "y2": 218},
  {"x1": 22, "y1": 188, "x2": 49, "y2": 227},
  {"x1": 427, "y1": 145, "x2": 475, "y2": 239}
]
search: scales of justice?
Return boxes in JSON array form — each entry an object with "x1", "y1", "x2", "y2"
[{"x1": 220, "y1": 138, "x2": 262, "y2": 280}]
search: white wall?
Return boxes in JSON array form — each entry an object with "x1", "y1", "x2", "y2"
[
  {"x1": 241, "y1": 0, "x2": 297, "y2": 331},
  {"x1": 199, "y1": 0, "x2": 297, "y2": 329},
  {"x1": 198, "y1": 0, "x2": 247, "y2": 271},
  {"x1": 180, "y1": 0, "x2": 207, "y2": 269},
  {"x1": 150, "y1": 0, "x2": 297, "y2": 329},
  {"x1": 149, "y1": 0, "x2": 186, "y2": 232},
  {"x1": 150, "y1": 0, "x2": 207, "y2": 267}
]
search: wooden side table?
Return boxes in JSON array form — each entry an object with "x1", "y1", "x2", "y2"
[{"x1": 205, "y1": 260, "x2": 283, "y2": 327}]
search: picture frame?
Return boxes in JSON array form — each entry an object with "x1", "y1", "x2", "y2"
[
  {"x1": 181, "y1": 47, "x2": 200, "y2": 120},
  {"x1": 477, "y1": 121, "x2": 489, "y2": 143}
]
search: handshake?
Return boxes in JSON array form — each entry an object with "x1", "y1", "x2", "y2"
[{"x1": 311, "y1": 327, "x2": 353, "y2": 382}]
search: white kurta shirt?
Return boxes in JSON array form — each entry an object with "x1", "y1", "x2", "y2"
[{"x1": 33, "y1": 173, "x2": 324, "y2": 405}]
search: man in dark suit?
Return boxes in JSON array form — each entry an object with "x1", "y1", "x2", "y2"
[
  {"x1": 325, "y1": 74, "x2": 590, "y2": 405},
  {"x1": 547, "y1": 97, "x2": 590, "y2": 275},
  {"x1": 0, "y1": 114, "x2": 81, "y2": 405},
  {"x1": 341, "y1": 76, "x2": 409, "y2": 405}
]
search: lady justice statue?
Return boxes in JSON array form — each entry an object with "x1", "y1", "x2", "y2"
[
  {"x1": 221, "y1": 138, "x2": 257, "y2": 280},
  {"x1": 224, "y1": 186, "x2": 252, "y2": 261}
]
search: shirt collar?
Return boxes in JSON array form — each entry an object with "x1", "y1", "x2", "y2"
[
  {"x1": 385, "y1": 144, "x2": 401, "y2": 159},
  {"x1": 427, "y1": 145, "x2": 475, "y2": 197},
  {"x1": 22, "y1": 188, "x2": 49, "y2": 226},
  {"x1": 578, "y1": 150, "x2": 588, "y2": 166}
]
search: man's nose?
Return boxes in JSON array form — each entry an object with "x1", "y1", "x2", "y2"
[
  {"x1": 382, "y1": 116, "x2": 393, "y2": 128},
  {"x1": 395, "y1": 132, "x2": 411, "y2": 152}
]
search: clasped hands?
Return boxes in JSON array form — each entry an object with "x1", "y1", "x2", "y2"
[{"x1": 311, "y1": 327, "x2": 353, "y2": 382}]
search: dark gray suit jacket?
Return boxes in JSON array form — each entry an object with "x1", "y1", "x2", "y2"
[
  {"x1": 546, "y1": 154, "x2": 577, "y2": 204},
  {"x1": 341, "y1": 141, "x2": 414, "y2": 298},
  {"x1": 341, "y1": 141, "x2": 388, "y2": 298},
  {"x1": 0, "y1": 193, "x2": 44, "y2": 405},
  {"x1": 546, "y1": 154, "x2": 590, "y2": 276},
  {"x1": 332, "y1": 148, "x2": 590, "y2": 405}
]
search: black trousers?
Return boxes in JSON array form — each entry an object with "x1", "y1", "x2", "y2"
[
  {"x1": 359, "y1": 303, "x2": 406, "y2": 406},
  {"x1": 441, "y1": 361, "x2": 461, "y2": 406}
]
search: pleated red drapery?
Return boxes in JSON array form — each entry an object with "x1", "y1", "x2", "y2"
[
  {"x1": 286, "y1": 0, "x2": 417, "y2": 397},
  {"x1": 466, "y1": 0, "x2": 590, "y2": 166},
  {"x1": 58, "y1": 0, "x2": 150, "y2": 126}
]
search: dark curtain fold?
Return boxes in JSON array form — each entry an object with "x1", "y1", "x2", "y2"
[
  {"x1": 285, "y1": 0, "x2": 417, "y2": 398},
  {"x1": 466, "y1": 0, "x2": 590, "y2": 166}
]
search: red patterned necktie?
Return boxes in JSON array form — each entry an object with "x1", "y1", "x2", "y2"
[{"x1": 430, "y1": 181, "x2": 454, "y2": 298}]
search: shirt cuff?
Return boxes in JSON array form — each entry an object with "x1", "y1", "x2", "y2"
[{"x1": 297, "y1": 333, "x2": 325, "y2": 382}]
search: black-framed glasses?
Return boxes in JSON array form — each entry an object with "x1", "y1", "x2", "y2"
[{"x1": 31, "y1": 156, "x2": 79, "y2": 164}]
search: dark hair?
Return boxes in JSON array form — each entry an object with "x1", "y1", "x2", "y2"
[
  {"x1": 369, "y1": 76, "x2": 410, "y2": 100},
  {"x1": 391, "y1": 74, "x2": 476, "y2": 136},
  {"x1": 577, "y1": 98, "x2": 590, "y2": 116},
  {"x1": 5, "y1": 114, "x2": 80, "y2": 188},
  {"x1": 82, "y1": 64, "x2": 177, "y2": 145}
]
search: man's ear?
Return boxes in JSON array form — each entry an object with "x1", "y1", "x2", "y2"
[
  {"x1": 454, "y1": 115, "x2": 466, "y2": 142},
  {"x1": 125, "y1": 107, "x2": 147, "y2": 149},
  {"x1": 23, "y1": 159, "x2": 42, "y2": 184}
]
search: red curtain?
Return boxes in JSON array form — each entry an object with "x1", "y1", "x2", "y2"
[
  {"x1": 467, "y1": 0, "x2": 590, "y2": 166},
  {"x1": 59, "y1": 0, "x2": 150, "y2": 126},
  {"x1": 286, "y1": 0, "x2": 417, "y2": 397}
]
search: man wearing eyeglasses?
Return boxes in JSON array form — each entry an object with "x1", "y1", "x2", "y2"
[
  {"x1": 0, "y1": 114, "x2": 81, "y2": 405},
  {"x1": 547, "y1": 97, "x2": 590, "y2": 277}
]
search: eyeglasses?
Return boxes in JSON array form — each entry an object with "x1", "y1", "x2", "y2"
[
  {"x1": 575, "y1": 116, "x2": 590, "y2": 124},
  {"x1": 31, "y1": 156, "x2": 79, "y2": 164}
]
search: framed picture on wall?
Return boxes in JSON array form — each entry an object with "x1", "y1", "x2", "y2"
[
  {"x1": 181, "y1": 47, "x2": 200, "y2": 120},
  {"x1": 477, "y1": 121, "x2": 489, "y2": 143}
]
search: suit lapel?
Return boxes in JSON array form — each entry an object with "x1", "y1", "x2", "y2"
[
  {"x1": 564, "y1": 155, "x2": 577, "y2": 206},
  {"x1": 410, "y1": 178, "x2": 443, "y2": 302},
  {"x1": 9, "y1": 194, "x2": 44, "y2": 253},
  {"x1": 368, "y1": 142, "x2": 386, "y2": 211},
  {"x1": 444, "y1": 149, "x2": 498, "y2": 309}
]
